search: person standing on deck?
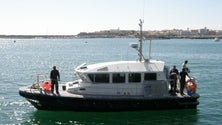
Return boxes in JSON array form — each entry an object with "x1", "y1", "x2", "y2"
[
  {"x1": 179, "y1": 68, "x2": 191, "y2": 96},
  {"x1": 169, "y1": 65, "x2": 179, "y2": 94},
  {"x1": 50, "y1": 66, "x2": 60, "y2": 94},
  {"x1": 182, "y1": 60, "x2": 190, "y2": 73}
]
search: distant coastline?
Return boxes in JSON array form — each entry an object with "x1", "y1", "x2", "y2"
[
  {"x1": 0, "y1": 34, "x2": 221, "y2": 40},
  {"x1": 0, "y1": 35, "x2": 77, "y2": 39},
  {"x1": 1, "y1": 27, "x2": 222, "y2": 39}
]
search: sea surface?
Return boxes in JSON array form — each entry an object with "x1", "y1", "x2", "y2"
[{"x1": 0, "y1": 38, "x2": 222, "y2": 124}]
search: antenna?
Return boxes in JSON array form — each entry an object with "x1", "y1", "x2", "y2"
[{"x1": 138, "y1": 19, "x2": 143, "y2": 62}]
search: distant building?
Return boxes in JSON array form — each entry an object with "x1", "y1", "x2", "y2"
[
  {"x1": 208, "y1": 30, "x2": 216, "y2": 35},
  {"x1": 180, "y1": 30, "x2": 190, "y2": 36},
  {"x1": 199, "y1": 27, "x2": 209, "y2": 36},
  {"x1": 169, "y1": 29, "x2": 181, "y2": 36},
  {"x1": 216, "y1": 30, "x2": 222, "y2": 35},
  {"x1": 190, "y1": 30, "x2": 199, "y2": 36}
]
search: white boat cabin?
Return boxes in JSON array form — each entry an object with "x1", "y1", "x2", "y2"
[{"x1": 66, "y1": 60, "x2": 170, "y2": 98}]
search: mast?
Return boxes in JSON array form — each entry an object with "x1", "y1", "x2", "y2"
[
  {"x1": 139, "y1": 19, "x2": 143, "y2": 62},
  {"x1": 130, "y1": 19, "x2": 147, "y2": 62}
]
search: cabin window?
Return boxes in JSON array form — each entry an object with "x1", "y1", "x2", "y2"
[
  {"x1": 128, "y1": 73, "x2": 141, "y2": 83},
  {"x1": 78, "y1": 72, "x2": 90, "y2": 82},
  {"x1": 88, "y1": 74, "x2": 94, "y2": 82},
  {"x1": 144, "y1": 73, "x2": 157, "y2": 80},
  {"x1": 112, "y1": 73, "x2": 125, "y2": 83},
  {"x1": 88, "y1": 74, "x2": 109, "y2": 83}
]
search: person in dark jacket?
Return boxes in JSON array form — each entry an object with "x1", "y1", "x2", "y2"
[
  {"x1": 179, "y1": 68, "x2": 191, "y2": 96},
  {"x1": 50, "y1": 66, "x2": 60, "y2": 94},
  {"x1": 169, "y1": 65, "x2": 179, "y2": 94}
]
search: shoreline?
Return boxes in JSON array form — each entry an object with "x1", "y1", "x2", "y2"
[
  {"x1": 0, "y1": 35, "x2": 220, "y2": 39},
  {"x1": 0, "y1": 35, "x2": 77, "y2": 39}
]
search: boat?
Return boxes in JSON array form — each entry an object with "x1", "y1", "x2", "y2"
[
  {"x1": 19, "y1": 20, "x2": 200, "y2": 111},
  {"x1": 214, "y1": 37, "x2": 220, "y2": 42}
]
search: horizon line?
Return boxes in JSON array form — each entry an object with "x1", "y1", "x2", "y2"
[{"x1": 1, "y1": 27, "x2": 222, "y2": 36}]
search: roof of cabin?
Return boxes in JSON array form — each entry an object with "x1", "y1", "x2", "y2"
[{"x1": 75, "y1": 60, "x2": 165, "y2": 73}]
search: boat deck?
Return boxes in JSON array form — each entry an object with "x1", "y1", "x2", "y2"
[
  {"x1": 19, "y1": 84, "x2": 198, "y2": 100},
  {"x1": 20, "y1": 84, "x2": 84, "y2": 98}
]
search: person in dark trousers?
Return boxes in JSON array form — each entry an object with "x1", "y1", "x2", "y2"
[
  {"x1": 50, "y1": 66, "x2": 60, "y2": 94},
  {"x1": 169, "y1": 65, "x2": 179, "y2": 95},
  {"x1": 179, "y1": 68, "x2": 191, "y2": 96}
]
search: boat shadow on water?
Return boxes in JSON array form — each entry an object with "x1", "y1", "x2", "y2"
[{"x1": 23, "y1": 109, "x2": 199, "y2": 125}]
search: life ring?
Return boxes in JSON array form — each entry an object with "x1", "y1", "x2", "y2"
[
  {"x1": 42, "y1": 81, "x2": 51, "y2": 91},
  {"x1": 184, "y1": 79, "x2": 197, "y2": 91}
]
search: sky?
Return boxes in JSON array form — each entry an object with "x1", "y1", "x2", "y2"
[{"x1": 0, "y1": 0, "x2": 222, "y2": 35}]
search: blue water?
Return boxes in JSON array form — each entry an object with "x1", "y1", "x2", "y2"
[{"x1": 0, "y1": 38, "x2": 222, "y2": 124}]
